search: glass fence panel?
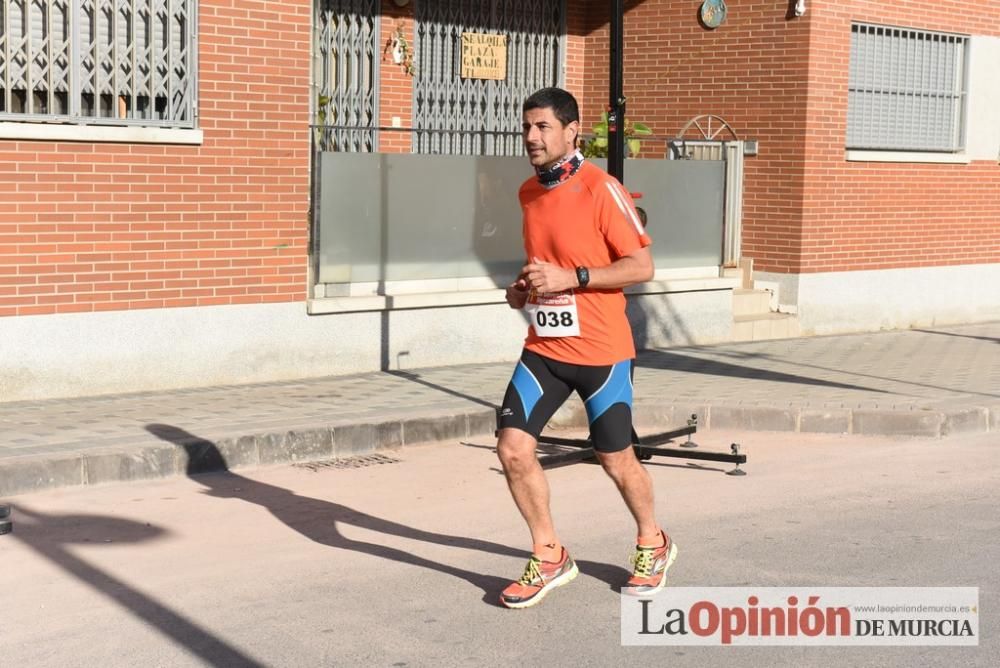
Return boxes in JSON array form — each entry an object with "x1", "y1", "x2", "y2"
[
  {"x1": 593, "y1": 158, "x2": 726, "y2": 269},
  {"x1": 318, "y1": 154, "x2": 725, "y2": 286}
]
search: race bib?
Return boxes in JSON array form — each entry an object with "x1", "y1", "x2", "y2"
[{"x1": 525, "y1": 290, "x2": 581, "y2": 337}]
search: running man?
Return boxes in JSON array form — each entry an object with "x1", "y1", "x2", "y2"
[{"x1": 496, "y1": 87, "x2": 677, "y2": 609}]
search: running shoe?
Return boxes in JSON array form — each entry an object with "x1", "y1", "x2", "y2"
[
  {"x1": 624, "y1": 530, "x2": 677, "y2": 595},
  {"x1": 499, "y1": 547, "x2": 579, "y2": 609}
]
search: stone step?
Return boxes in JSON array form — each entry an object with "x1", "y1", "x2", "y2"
[
  {"x1": 733, "y1": 288, "x2": 772, "y2": 317},
  {"x1": 733, "y1": 311, "x2": 801, "y2": 342}
]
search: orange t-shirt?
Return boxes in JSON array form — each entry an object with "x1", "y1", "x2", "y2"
[{"x1": 519, "y1": 160, "x2": 652, "y2": 365}]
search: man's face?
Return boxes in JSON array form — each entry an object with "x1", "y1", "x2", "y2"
[{"x1": 522, "y1": 106, "x2": 579, "y2": 169}]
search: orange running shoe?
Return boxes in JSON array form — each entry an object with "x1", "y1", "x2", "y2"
[
  {"x1": 624, "y1": 530, "x2": 678, "y2": 595},
  {"x1": 499, "y1": 547, "x2": 579, "y2": 609}
]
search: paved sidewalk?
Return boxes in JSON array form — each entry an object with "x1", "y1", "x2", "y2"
[{"x1": 2, "y1": 322, "x2": 998, "y2": 496}]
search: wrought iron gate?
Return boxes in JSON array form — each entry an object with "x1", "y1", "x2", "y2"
[
  {"x1": 314, "y1": 0, "x2": 379, "y2": 152},
  {"x1": 412, "y1": 0, "x2": 565, "y2": 156}
]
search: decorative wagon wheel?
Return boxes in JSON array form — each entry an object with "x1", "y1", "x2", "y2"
[
  {"x1": 671, "y1": 115, "x2": 740, "y2": 160},
  {"x1": 676, "y1": 114, "x2": 740, "y2": 142}
]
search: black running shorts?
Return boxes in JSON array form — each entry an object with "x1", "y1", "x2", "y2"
[{"x1": 498, "y1": 349, "x2": 635, "y2": 453}]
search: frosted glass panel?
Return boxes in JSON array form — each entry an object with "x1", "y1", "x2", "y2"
[{"x1": 318, "y1": 154, "x2": 724, "y2": 285}]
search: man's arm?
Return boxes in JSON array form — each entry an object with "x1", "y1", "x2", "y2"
[{"x1": 521, "y1": 246, "x2": 654, "y2": 293}]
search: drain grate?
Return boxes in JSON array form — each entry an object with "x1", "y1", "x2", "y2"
[{"x1": 294, "y1": 453, "x2": 401, "y2": 472}]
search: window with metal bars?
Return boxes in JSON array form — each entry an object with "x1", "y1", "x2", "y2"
[
  {"x1": 848, "y1": 23, "x2": 968, "y2": 152},
  {"x1": 0, "y1": 0, "x2": 196, "y2": 127}
]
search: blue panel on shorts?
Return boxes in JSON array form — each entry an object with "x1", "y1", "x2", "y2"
[
  {"x1": 584, "y1": 360, "x2": 633, "y2": 424},
  {"x1": 511, "y1": 361, "x2": 543, "y2": 420}
]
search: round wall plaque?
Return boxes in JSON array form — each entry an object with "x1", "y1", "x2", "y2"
[{"x1": 700, "y1": 0, "x2": 728, "y2": 29}]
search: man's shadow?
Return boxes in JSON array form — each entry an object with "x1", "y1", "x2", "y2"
[
  {"x1": 146, "y1": 424, "x2": 629, "y2": 605},
  {"x1": 12, "y1": 505, "x2": 266, "y2": 667}
]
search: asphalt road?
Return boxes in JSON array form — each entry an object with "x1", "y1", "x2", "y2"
[{"x1": 2, "y1": 429, "x2": 996, "y2": 667}]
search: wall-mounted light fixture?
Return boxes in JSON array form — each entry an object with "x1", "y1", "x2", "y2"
[
  {"x1": 392, "y1": 0, "x2": 410, "y2": 7},
  {"x1": 794, "y1": 0, "x2": 806, "y2": 16}
]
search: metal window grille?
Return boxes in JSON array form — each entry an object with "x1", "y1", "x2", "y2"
[
  {"x1": 314, "y1": 0, "x2": 378, "y2": 153},
  {"x1": 848, "y1": 23, "x2": 968, "y2": 152},
  {"x1": 412, "y1": 0, "x2": 564, "y2": 156},
  {"x1": 0, "y1": 0, "x2": 196, "y2": 127}
]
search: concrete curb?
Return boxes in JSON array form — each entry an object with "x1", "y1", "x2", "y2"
[
  {"x1": 553, "y1": 399, "x2": 1000, "y2": 440},
  {"x1": 1, "y1": 401, "x2": 996, "y2": 497},
  {"x1": 0, "y1": 409, "x2": 497, "y2": 498}
]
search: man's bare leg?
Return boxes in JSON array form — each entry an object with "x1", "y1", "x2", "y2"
[
  {"x1": 598, "y1": 446, "x2": 676, "y2": 592},
  {"x1": 496, "y1": 427, "x2": 561, "y2": 560},
  {"x1": 596, "y1": 447, "x2": 660, "y2": 542}
]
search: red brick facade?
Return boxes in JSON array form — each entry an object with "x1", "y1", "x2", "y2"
[
  {"x1": 379, "y1": 2, "x2": 415, "y2": 153},
  {"x1": 0, "y1": 0, "x2": 312, "y2": 317},
  {"x1": 369, "y1": 1, "x2": 998, "y2": 275},
  {"x1": 580, "y1": 0, "x2": 812, "y2": 274},
  {"x1": 577, "y1": 0, "x2": 1000, "y2": 275},
  {"x1": 2, "y1": 0, "x2": 997, "y2": 318},
  {"x1": 799, "y1": 1, "x2": 1000, "y2": 274}
]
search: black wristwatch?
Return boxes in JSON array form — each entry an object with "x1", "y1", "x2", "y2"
[{"x1": 575, "y1": 266, "x2": 590, "y2": 288}]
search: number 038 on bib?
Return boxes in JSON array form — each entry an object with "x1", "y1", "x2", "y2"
[{"x1": 525, "y1": 290, "x2": 581, "y2": 338}]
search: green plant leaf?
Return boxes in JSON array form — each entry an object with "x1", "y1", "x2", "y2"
[
  {"x1": 631, "y1": 122, "x2": 652, "y2": 135},
  {"x1": 627, "y1": 138, "x2": 641, "y2": 156}
]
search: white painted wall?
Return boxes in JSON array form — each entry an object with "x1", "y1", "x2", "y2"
[
  {"x1": 0, "y1": 303, "x2": 368, "y2": 401},
  {"x1": 0, "y1": 290, "x2": 734, "y2": 401},
  {"x1": 0, "y1": 302, "x2": 528, "y2": 402},
  {"x1": 966, "y1": 36, "x2": 1000, "y2": 162},
  {"x1": 627, "y1": 290, "x2": 733, "y2": 349},
  {"x1": 757, "y1": 263, "x2": 1000, "y2": 335}
]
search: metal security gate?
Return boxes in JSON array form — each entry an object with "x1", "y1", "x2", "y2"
[
  {"x1": 0, "y1": 0, "x2": 195, "y2": 125},
  {"x1": 314, "y1": 0, "x2": 379, "y2": 152},
  {"x1": 412, "y1": 0, "x2": 565, "y2": 155}
]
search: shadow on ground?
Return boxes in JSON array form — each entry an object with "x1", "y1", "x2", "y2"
[
  {"x1": 146, "y1": 424, "x2": 626, "y2": 605},
  {"x1": 11, "y1": 505, "x2": 265, "y2": 667},
  {"x1": 637, "y1": 349, "x2": 891, "y2": 393}
]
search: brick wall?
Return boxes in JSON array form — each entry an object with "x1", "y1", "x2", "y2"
[
  {"x1": 579, "y1": 0, "x2": 1000, "y2": 274},
  {"x1": 564, "y1": 3, "x2": 590, "y2": 107},
  {"x1": 800, "y1": 1, "x2": 1000, "y2": 273},
  {"x1": 5, "y1": 1, "x2": 997, "y2": 321},
  {"x1": 581, "y1": 0, "x2": 812, "y2": 274},
  {"x1": 379, "y1": 1, "x2": 415, "y2": 153},
  {"x1": 0, "y1": 0, "x2": 312, "y2": 317}
]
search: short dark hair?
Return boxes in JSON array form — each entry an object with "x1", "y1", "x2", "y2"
[{"x1": 522, "y1": 87, "x2": 579, "y2": 127}]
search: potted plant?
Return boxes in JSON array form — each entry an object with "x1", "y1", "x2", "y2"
[{"x1": 581, "y1": 112, "x2": 653, "y2": 158}]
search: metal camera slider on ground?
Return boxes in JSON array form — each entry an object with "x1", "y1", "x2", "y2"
[
  {"x1": 494, "y1": 413, "x2": 749, "y2": 475},
  {"x1": 533, "y1": 415, "x2": 748, "y2": 476}
]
